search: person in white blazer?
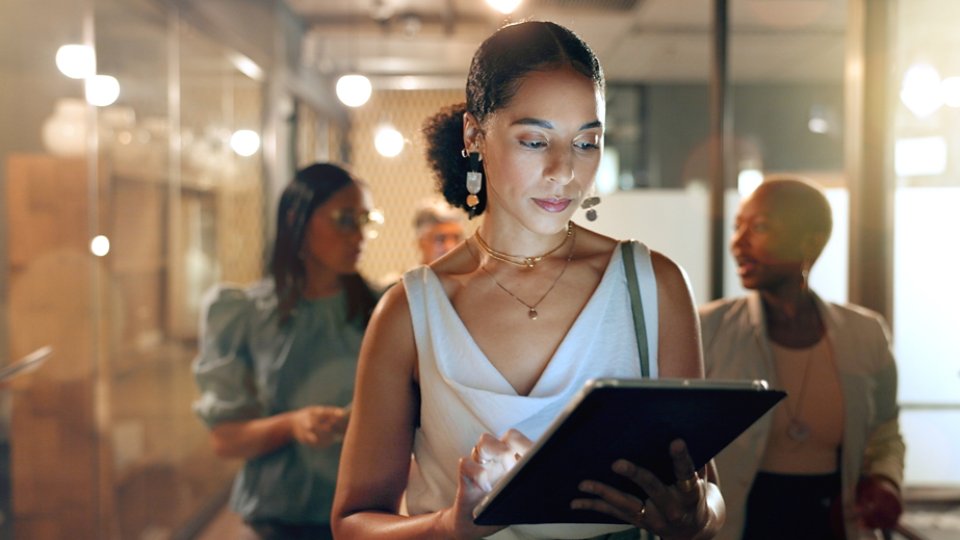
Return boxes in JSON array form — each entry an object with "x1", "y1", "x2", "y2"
[{"x1": 700, "y1": 176, "x2": 905, "y2": 540}]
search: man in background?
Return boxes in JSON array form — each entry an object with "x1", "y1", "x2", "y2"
[{"x1": 413, "y1": 198, "x2": 465, "y2": 264}]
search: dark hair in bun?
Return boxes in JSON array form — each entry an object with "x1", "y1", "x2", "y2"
[{"x1": 422, "y1": 21, "x2": 604, "y2": 217}]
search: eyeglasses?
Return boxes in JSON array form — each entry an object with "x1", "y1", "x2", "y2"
[
  {"x1": 427, "y1": 232, "x2": 464, "y2": 246},
  {"x1": 330, "y1": 208, "x2": 385, "y2": 237}
]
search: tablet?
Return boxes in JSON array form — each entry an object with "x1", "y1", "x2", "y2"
[{"x1": 472, "y1": 378, "x2": 785, "y2": 525}]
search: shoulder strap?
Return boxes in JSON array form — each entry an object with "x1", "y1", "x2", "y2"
[{"x1": 621, "y1": 242, "x2": 650, "y2": 378}]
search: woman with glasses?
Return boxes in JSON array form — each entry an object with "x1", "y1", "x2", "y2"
[{"x1": 193, "y1": 162, "x2": 382, "y2": 540}]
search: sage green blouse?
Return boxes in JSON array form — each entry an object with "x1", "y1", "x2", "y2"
[{"x1": 193, "y1": 280, "x2": 369, "y2": 525}]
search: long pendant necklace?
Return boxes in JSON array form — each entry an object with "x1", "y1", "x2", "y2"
[
  {"x1": 474, "y1": 221, "x2": 573, "y2": 269},
  {"x1": 469, "y1": 225, "x2": 576, "y2": 320},
  {"x1": 783, "y1": 345, "x2": 815, "y2": 442}
]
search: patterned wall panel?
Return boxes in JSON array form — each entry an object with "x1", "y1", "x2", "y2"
[
  {"x1": 218, "y1": 182, "x2": 264, "y2": 285},
  {"x1": 348, "y1": 89, "x2": 472, "y2": 286}
]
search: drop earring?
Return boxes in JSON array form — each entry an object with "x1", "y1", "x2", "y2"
[
  {"x1": 462, "y1": 148, "x2": 482, "y2": 216},
  {"x1": 800, "y1": 259, "x2": 811, "y2": 292},
  {"x1": 581, "y1": 193, "x2": 601, "y2": 221}
]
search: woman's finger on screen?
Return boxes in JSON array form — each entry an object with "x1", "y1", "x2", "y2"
[{"x1": 501, "y1": 428, "x2": 533, "y2": 460}]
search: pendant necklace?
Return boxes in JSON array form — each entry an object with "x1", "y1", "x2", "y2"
[
  {"x1": 474, "y1": 221, "x2": 573, "y2": 269},
  {"x1": 783, "y1": 345, "x2": 815, "y2": 442},
  {"x1": 469, "y1": 225, "x2": 576, "y2": 320}
]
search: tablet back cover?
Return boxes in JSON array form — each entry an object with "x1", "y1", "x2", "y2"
[{"x1": 473, "y1": 378, "x2": 784, "y2": 525}]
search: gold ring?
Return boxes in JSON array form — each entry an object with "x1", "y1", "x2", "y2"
[{"x1": 677, "y1": 475, "x2": 700, "y2": 494}]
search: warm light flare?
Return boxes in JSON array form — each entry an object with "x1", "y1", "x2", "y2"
[{"x1": 900, "y1": 63, "x2": 943, "y2": 118}]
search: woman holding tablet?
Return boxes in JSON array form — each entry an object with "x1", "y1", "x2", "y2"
[{"x1": 333, "y1": 21, "x2": 724, "y2": 540}]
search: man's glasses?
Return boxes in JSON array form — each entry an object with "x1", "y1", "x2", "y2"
[
  {"x1": 330, "y1": 208, "x2": 385, "y2": 238},
  {"x1": 428, "y1": 232, "x2": 464, "y2": 246}
]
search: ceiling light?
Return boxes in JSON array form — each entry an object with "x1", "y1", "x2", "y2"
[
  {"x1": 336, "y1": 74, "x2": 372, "y2": 107},
  {"x1": 374, "y1": 125, "x2": 404, "y2": 158},
  {"x1": 85, "y1": 75, "x2": 120, "y2": 107},
  {"x1": 485, "y1": 0, "x2": 523, "y2": 15},
  {"x1": 90, "y1": 235, "x2": 111, "y2": 257},
  {"x1": 230, "y1": 129, "x2": 261, "y2": 156},
  {"x1": 229, "y1": 53, "x2": 264, "y2": 81},
  {"x1": 56, "y1": 44, "x2": 96, "y2": 79}
]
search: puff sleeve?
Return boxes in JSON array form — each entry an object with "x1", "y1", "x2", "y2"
[{"x1": 192, "y1": 285, "x2": 261, "y2": 427}]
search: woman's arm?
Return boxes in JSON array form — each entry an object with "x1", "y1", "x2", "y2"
[
  {"x1": 194, "y1": 285, "x2": 350, "y2": 460},
  {"x1": 646, "y1": 251, "x2": 725, "y2": 538},
  {"x1": 856, "y1": 315, "x2": 906, "y2": 530},
  {"x1": 862, "y1": 316, "x2": 906, "y2": 486},
  {"x1": 651, "y1": 251, "x2": 704, "y2": 380},
  {"x1": 332, "y1": 283, "x2": 503, "y2": 540},
  {"x1": 208, "y1": 405, "x2": 349, "y2": 459}
]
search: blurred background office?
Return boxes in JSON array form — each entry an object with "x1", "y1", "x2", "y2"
[{"x1": 0, "y1": 0, "x2": 958, "y2": 539}]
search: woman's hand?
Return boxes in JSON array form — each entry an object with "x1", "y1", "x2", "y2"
[
  {"x1": 435, "y1": 429, "x2": 533, "y2": 539},
  {"x1": 571, "y1": 439, "x2": 715, "y2": 540},
  {"x1": 436, "y1": 457, "x2": 507, "y2": 540},
  {"x1": 290, "y1": 405, "x2": 349, "y2": 448},
  {"x1": 855, "y1": 475, "x2": 903, "y2": 530},
  {"x1": 468, "y1": 429, "x2": 533, "y2": 491}
]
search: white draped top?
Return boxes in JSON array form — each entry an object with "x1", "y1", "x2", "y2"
[{"x1": 402, "y1": 241, "x2": 659, "y2": 539}]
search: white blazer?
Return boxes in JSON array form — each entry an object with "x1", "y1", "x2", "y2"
[{"x1": 699, "y1": 291, "x2": 905, "y2": 540}]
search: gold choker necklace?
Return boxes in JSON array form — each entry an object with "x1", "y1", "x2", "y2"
[
  {"x1": 469, "y1": 226, "x2": 577, "y2": 320},
  {"x1": 473, "y1": 222, "x2": 573, "y2": 269}
]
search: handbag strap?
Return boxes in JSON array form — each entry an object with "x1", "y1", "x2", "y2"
[{"x1": 621, "y1": 241, "x2": 650, "y2": 378}]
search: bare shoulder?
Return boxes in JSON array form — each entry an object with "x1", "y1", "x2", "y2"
[
  {"x1": 371, "y1": 275, "x2": 412, "y2": 326},
  {"x1": 572, "y1": 224, "x2": 620, "y2": 275},
  {"x1": 361, "y1": 278, "x2": 416, "y2": 377},
  {"x1": 648, "y1": 249, "x2": 692, "y2": 291},
  {"x1": 648, "y1": 249, "x2": 703, "y2": 378}
]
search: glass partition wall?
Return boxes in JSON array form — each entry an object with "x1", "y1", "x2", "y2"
[
  {"x1": 2, "y1": 3, "x2": 102, "y2": 536},
  {"x1": 1, "y1": 0, "x2": 272, "y2": 537},
  {"x1": 890, "y1": 0, "x2": 960, "y2": 491}
]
